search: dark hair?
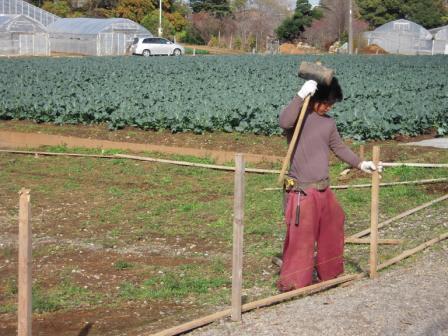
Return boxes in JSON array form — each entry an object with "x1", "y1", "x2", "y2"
[{"x1": 312, "y1": 77, "x2": 343, "y2": 104}]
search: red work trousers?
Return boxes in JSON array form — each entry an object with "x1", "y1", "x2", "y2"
[{"x1": 277, "y1": 187, "x2": 345, "y2": 291}]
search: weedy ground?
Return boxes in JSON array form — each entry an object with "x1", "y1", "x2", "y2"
[{"x1": 0, "y1": 123, "x2": 447, "y2": 335}]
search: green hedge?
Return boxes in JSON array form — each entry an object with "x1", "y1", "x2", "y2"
[{"x1": 184, "y1": 47, "x2": 210, "y2": 55}]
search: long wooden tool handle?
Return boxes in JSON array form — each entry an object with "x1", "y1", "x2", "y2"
[{"x1": 277, "y1": 95, "x2": 311, "y2": 185}]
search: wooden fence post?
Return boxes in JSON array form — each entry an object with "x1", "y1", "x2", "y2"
[
  {"x1": 18, "y1": 188, "x2": 32, "y2": 336},
  {"x1": 231, "y1": 154, "x2": 245, "y2": 322},
  {"x1": 359, "y1": 144, "x2": 365, "y2": 161},
  {"x1": 369, "y1": 147, "x2": 380, "y2": 279}
]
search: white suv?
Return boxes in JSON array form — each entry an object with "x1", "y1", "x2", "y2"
[{"x1": 131, "y1": 37, "x2": 185, "y2": 56}]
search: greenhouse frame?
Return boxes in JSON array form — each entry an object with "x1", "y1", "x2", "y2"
[
  {"x1": 0, "y1": 0, "x2": 59, "y2": 26},
  {"x1": 48, "y1": 18, "x2": 152, "y2": 56},
  {"x1": 430, "y1": 25, "x2": 448, "y2": 55},
  {"x1": 0, "y1": 14, "x2": 49, "y2": 56},
  {"x1": 364, "y1": 19, "x2": 433, "y2": 55}
]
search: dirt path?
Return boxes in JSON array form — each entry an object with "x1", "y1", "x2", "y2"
[
  {"x1": 191, "y1": 242, "x2": 448, "y2": 336},
  {"x1": 1, "y1": 120, "x2": 447, "y2": 166},
  {"x1": 0, "y1": 130, "x2": 282, "y2": 164}
]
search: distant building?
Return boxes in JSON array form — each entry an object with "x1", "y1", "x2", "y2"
[
  {"x1": 0, "y1": 0, "x2": 59, "y2": 26},
  {"x1": 364, "y1": 19, "x2": 433, "y2": 55},
  {"x1": 0, "y1": 14, "x2": 50, "y2": 55},
  {"x1": 48, "y1": 18, "x2": 152, "y2": 56},
  {"x1": 430, "y1": 25, "x2": 448, "y2": 55},
  {"x1": 1, "y1": 0, "x2": 154, "y2": 57}
]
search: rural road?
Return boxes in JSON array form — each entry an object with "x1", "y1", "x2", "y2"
[{"x1": 191, "y1": 242, "x2": 448, "y2": 336}]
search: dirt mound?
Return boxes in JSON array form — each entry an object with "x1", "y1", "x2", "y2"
[
  {"x1": 361, "y1": 44, "x2": 387, "y2": 54},
  {"x1": 279, "y1": 43, "x2": 318, "y2": 55}
]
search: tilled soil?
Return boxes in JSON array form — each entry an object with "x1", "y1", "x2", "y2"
[{"x1": 191, "y1": 242, "x2": 448, "y2": 336}]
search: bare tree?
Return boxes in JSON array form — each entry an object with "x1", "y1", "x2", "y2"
[
  {"x1": 192, "y1": 12, "x2": 222, "y2": 42},
  {"x1": 190, "y1": 0, "x2": 291, "y2": 49},
  {"x1": 303, "y1": 16, "x2": 337, "y2": 49},
  {"x1": 302, "y1": 0, "x2": 370, "y2": 50},
  {"x1": 319, "y1": 0, "x2": 352, "y2": 39},
  {"x1": 303, "y1": 15, "x2": 368, "y2": 51},
  {"x1": 231, "y1": 0, "x2": 290, "y2": 50}
]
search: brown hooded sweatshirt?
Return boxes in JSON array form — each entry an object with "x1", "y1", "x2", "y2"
[{"x1": 279, "y1": 96, "x2": 361, "y2": 183}]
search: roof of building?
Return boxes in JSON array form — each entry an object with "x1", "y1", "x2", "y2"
[
  {"x1": 0, "y1": 14, "x2": 47, "y2": 33},
  {"x1": 0, "y1": 0, "x2": 59, "y2": 26},
  {"x1": 373, "y1": 19, "x2": 432, "y2": 39},
  {"x1": 429, "y1": 25, "x2": 448, "y2": 34},
  {"x1": 429, "y1": 25, "x2": 448, "y2": 40},
  {"x1": 47, "y1": 18, "x2": 151, "y2": 36},
  {"x1": 434, "y1": 27, "x2": 448, "y2": 40}
]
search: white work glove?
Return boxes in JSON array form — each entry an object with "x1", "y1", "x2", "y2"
[
  {"x1": 358, "y1": 161, "x2": 383, "y2": 174},
  {"x1": 297, "y1": 80, "x2": 318, "y2": 99}
]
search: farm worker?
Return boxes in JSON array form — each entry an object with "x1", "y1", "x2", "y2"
[{"x1": 276, "y1": 79, "x2": 380, "y2": 291}]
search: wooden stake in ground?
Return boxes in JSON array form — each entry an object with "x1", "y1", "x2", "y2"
[
  {"x1": 18, "y1": 188, "x2": 32, "y2": 336},
  {"x1": 231, "y1": 154, "x2": 245, "y2": 322},
  {"x1": 369, "y1": 146, "x2": 380, "y2": 279},
  {"x1": 359, "y1": 144, "x2": 365, "y2": 161}
]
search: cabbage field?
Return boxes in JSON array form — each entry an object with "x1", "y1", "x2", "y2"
[{"x1": 0, "y1": 55, "x2": 447, "y2": 140}]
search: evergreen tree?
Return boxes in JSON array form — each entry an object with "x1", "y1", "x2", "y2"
[
  {"x1": 190, "y1": 0, "x2": 232, "y2": 17},
  {"x1": 403, "y1": 0, "x2": 447, "y2": 28},
  {"x1": 356, "y1": 0, "x2": 447, "y2": 29},
  {"x1": 275, "y1": 0, "x2": 321, "y2": 41}
]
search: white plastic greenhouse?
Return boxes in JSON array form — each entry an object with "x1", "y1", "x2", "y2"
[
  {"x1": 0, "y1": 0, "x2": 59, "y2": 26},
  {"x1": 48, "y1": 18, "x2": 152, "y2": 56},
  {"x1": 0, "y1": 14, "x2": 49, "y2": 56},
  {"x1": 430, "y1": 25, "x2": 448, "y2": 55},
  {"x1": 364, "y1": 19, "x2": 433, "y2": 55}
]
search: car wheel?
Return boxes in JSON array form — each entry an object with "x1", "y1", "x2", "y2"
[
  {"x1": 142, "y1": 49, "x2": 151, "y2": 57},
  {"x1": 173, "y1": 48, "x2": 182, "y2": 56}
]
